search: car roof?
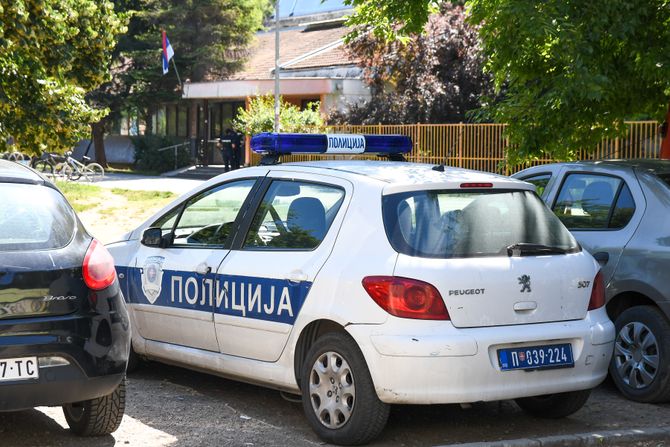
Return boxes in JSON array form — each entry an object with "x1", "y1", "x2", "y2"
[
  {"x1": 277, "y1": 160, "x2": 529, "y2": 190},
  {"x1": 0, "y1": 159, "x2": 49, "y2": 185},
  {"x1": 518, "y1": 159, "x2": 670, "y2": 174}
]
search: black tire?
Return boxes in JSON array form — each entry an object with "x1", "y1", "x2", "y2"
[
  {"x1": 33, "y1": 160, "x2": 53, "y2": 176},
  {"x1": 515, "y1": 389, "x2": 591, "y2": 418},
  {"x1": 63, "y1": 377, "x2": 126, "y2": 436},
  {"x1": 300, "y1": 332, "x2": 389, "y2": 446},
  {"x1": 126, "y1": 345, "x2": 141, "y2": 373},
  {"x1": 609, "y1": 306, "x2": 670, "y2": 402}
]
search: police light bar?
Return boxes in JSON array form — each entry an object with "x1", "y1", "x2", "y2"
[{"x1": 250, "y1": 133, "x2": 412, "y2": 162}]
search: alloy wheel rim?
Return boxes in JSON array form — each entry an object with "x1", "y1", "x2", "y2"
[
  {"x1": 614, "y1": 321, "x2": 659, "y2": 389},
  {"x1": 309, "y1": 351, "x2": 355, "y2": 429}
]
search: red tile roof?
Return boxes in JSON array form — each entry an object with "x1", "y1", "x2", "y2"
[{"x1": 231, "y1": 25, "x2": 358, "y2": 80}]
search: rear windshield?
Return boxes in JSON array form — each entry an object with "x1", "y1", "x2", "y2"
[
  {"x1": 383, "y1": 189, "x2": 580, "y2": 258},
  {"x1": 0, "y1": 184, "x2": 75, "y2": 251}
]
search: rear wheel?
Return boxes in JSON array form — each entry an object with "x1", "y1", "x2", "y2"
[
  {"x1": 610, "y1": 306, "x2": 670, "y2": 402},
  {"x1": 515, "y1": 389, "x2": 591, "y2": 418},
  {"x1": 63, "y1": 377, "x2": 126, "y2": 436},
  {"x1": 33, "y1": 160, "x2": 54, "y2": 176},
  {"x1": 300, "y1": 332, "x2": 389, "y2": 446}
]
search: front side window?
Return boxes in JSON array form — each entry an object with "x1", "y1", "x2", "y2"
[
  {"x1": 154, "y1": 179, "x2": 256, "y2": 247},
  {"x1": 383, "y1": 189, "x2": 579, "y2": 258},
  {"x1": 244, "y1": 180, "x2": 345, "y2": 250},
  {"x1": 552, "y1": 173, "x2": 635, "y2": 230},
  {"x1": 0, "y1": 184, "x2": 75, "y2": 251}
]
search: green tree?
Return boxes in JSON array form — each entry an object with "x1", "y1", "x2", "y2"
[
  {"x1": 346, "y1": 0, "x2": 670, "y2": 164},
  {"x1": 234, "y1": 94, "x2": 324, "y2": 135},
  {"x1": 0, "y1": 1, "x2": 127, "y2": 154},
  {"x1": 468, "y1": 0, "x2": 670, "y2": 164},
  {"x1": 343, "y1": 0, "x2": 441, "y2": 42}
]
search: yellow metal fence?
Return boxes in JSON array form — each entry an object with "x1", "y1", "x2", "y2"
[{"x1": 249, "y1": 121, "x2": 663, "y2": 175}]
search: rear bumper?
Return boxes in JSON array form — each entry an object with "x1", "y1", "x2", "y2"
[
  {"x1": 347, "y1": 308, "x2": 615, "y2": 404},
  {"x1": 0, "y1": 367, "x2": 124, "y2": 411},
  {"x1": 0, "y1": 291, "x2": 130, "y2": 411}
]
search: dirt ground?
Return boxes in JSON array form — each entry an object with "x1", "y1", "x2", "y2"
[{"x1": 1, "y1": 363, "x2": 670, "y2": 447}]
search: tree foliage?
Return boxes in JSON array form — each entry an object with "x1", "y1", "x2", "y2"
[
  {"x1": 0, "y1": 1, "x2": 127, "y2": 154},
  {"x1": 343, "y1": 0, "x2": 441, "y2": 42},
  {"x1": 468, "y1": 0, "x2": 670, "y2": 163},
  {"x1": 233, "y1": 94, "x2": 324, "y2": 135},
  {"x1": 346, "y1": 0, "x2": 670, "y2": 164},
  {"x1": 120, "y1": 0, "x2": 271, "y2": 132},
  {"x1": 331, "y1": 3, "x2": 492, "y2": 125}
]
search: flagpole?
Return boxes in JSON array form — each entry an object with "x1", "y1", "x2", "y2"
[{"x1": 171, "y1": 58, "x2": 183, "y2": 90}]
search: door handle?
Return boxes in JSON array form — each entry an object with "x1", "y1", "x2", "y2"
[
  {"x1": 195, "y1": 263, "x2": 212, "y2": 275},
  {"x1": 286, "y1": 270, "x2": 307, "y2": 283},
  {"x1": 592, "y1": 252, "x2": 609, "y2": 265}
]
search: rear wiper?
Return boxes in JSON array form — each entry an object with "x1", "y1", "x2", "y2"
[{"x1": 506, "y1": 243, "x2": 568, "y2": 257}]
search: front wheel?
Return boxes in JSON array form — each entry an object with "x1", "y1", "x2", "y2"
[
  {"x1": 84, "y1": 162, "x2": 104, "y2": 182},
  {"x1": 300, "y1": 332, "x2": 389, "y2": 446},
  {"x1": 63, "y1": 377, "x2": 126, "y2": 436},
  {"x1": 515, "y1": 389, "x2": 591, "y2": 418},
  {"x1": 33, "y1": 160, "x2": 54, "y2": 176},
  {"x1": 609, "y1": 306, "x2": 670, "y2": 402}
]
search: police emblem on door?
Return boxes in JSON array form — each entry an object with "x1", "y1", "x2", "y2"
[{"x1": 141, "y1": 256, "x2": 165, "y2": 304}]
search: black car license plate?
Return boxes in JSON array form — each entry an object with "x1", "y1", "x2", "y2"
[{"x1": 498, "y1": 343, "x2": 574, "y2": 371}]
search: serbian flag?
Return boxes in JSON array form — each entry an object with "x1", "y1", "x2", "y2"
[{"x1": 161, "y1": 30, "x2": 174, "y2": 75}]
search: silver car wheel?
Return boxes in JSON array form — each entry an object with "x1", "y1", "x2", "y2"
[
  {"x1": 614, "y1": 321, "x2": 659, "y2": 389},
  {"x1": 308, "y1": 351, "x2": 356, "y2": 429}
]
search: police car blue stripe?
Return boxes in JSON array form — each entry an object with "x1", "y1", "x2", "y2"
[{"x1": 126, "y1": 267, "x2": 311, "y2": 325}]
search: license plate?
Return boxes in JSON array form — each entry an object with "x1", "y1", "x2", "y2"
[
  {"x1": 498, "y1": 344, "x2": 573, "y2": 371},
  {"x1": 0, "y1": 357, "x2": 39, "y2": 382}
]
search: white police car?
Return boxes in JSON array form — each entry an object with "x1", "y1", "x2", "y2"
[{"x1": 108, "y1": 133, "x2": 615, "y2": 445}]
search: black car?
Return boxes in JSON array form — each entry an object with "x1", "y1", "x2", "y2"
[{"x1": 0, "y1": 160, "x2": 130, "y2": 435}]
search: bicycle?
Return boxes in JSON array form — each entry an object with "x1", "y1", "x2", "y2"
[{"x1": 35, "y1": 151, "x2": 104, "y2": 182}]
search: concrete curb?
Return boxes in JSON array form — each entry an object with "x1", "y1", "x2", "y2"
[{"x1": 436, "y1": 426, "x2": 670, "y2": 447}]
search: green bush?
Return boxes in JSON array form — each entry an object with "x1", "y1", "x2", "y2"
[
  {"x1": 233, "y1": 94, "x2": 325, "y2": 135},
  {"x1": 132, "y1": 135, "x2": 192, "y2": 173}
]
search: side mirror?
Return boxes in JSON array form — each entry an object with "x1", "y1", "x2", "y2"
[{"x1": 141, "y1": 227, "x2": 165, "y2": 248}]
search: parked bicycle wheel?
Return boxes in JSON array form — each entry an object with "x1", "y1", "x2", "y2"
[
  {"x1": 84, "y1": 163, "x2": 104, "y2": 182},
  {"x1": 33, "y1": 160, "x2": 54, "y2": 176}
]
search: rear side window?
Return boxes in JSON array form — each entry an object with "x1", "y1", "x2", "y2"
[
  {"x1": 383, "y1": 189, "x2": 578, "y2": 258},
  {"x1": 244, "y1": 180, "x2": 345, "y2": 250},
  {"x1": 0, "y1": 184, "x2": 75, "y2": 251},
  {"x1": 552, "y1": 173, "x2": 635, "y2": 230},
  {"x1": 521, "y1": 173, "x2": 552, "y2": 197}
]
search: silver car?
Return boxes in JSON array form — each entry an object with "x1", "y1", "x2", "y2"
[{"x1": 514, "y1": 160, "x2": 670, "y2": 403}]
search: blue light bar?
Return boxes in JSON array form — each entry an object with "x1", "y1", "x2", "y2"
[{"x1": 250, "y1": 133, "x2": 413, "y2": 156}]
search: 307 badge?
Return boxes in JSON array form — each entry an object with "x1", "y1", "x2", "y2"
[{"x1": 141, "y1": 256, "x2": 165, "y2": 304}]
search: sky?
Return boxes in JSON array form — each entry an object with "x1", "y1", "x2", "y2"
[{"x1": 278, "y1": 0, "x2": 349, "y2": 18}]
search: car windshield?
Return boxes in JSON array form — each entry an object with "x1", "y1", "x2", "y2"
[
  {"x1": 383, "y1": 189, "x2": 580, "y2": 258},
  {"x1": 0, "y1": 184, "x2": 75, "y2": 251}
]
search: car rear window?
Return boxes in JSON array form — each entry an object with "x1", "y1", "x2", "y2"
[
  {"x1": 383, "y1": 189, "x2": 580, "y2": 258},
  {"x1": 0, "y1": 184, "x2": 75, "y2": 251}
]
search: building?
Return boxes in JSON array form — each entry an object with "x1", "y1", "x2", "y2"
[{"x1": 171, "y1": 3, "x2": 369, "y2": 165}]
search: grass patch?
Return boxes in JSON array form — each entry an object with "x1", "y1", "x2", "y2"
[
  {"x1": 55, "y1": 181, "x2": 105, "y2": 213},
  {"x1": 110, "y1": 188, "x2": 175, "y2": 201}
]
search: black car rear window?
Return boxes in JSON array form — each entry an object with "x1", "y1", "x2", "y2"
[
  {"x1": 383, "y1": 189, "x2": 580, "y2": 258},
  {"x1": 0, "y1": 184, "x2": 75, "y2": 251}
]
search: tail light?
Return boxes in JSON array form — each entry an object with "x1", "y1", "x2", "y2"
[
  {"x1": 83, "y1": 239, "x2": 116, "y2": 290},
  {"x1": 362, "y1": 276, "x2": 450, "y2": 320},
  {"x1": 588, "y1": 271, "x2": 605, "y2": 310}
]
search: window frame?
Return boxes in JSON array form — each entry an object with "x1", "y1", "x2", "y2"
[
  {"x1": 550, "y1": 172, "x2": 634, "y2": 232},
  {"x1": 518, "y1": 172, "x2": 553, "y2": 198}
]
